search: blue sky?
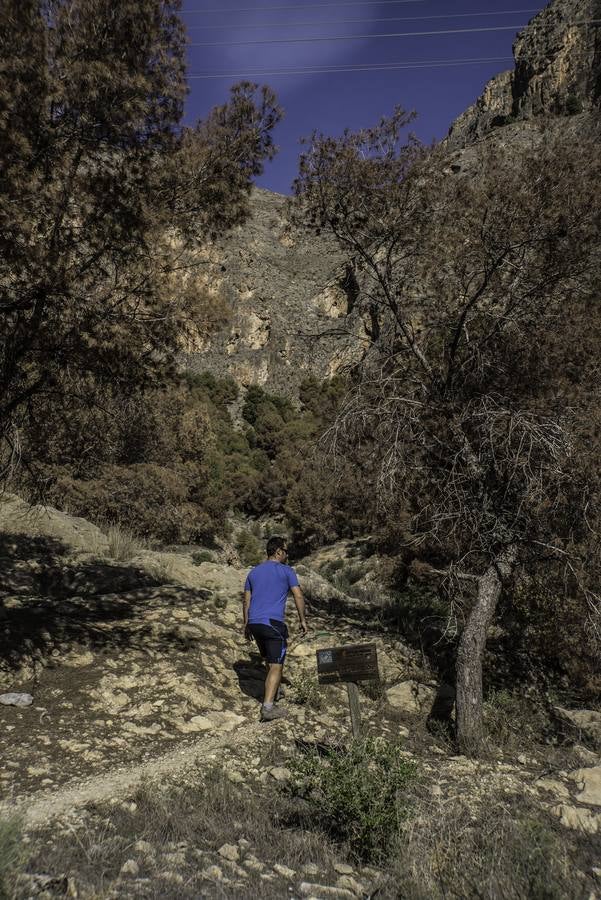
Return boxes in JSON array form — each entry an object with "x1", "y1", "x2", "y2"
[{"x1": 181, "y1": 0, "x2": 545, "y2": 194}]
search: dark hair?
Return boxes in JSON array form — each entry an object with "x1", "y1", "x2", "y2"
[{"x1": 266, "y1": 535, "x2": 287, "y2": 557}]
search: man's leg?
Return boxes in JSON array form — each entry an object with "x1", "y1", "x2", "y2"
[{"x1": 263, "y1": 663, "x2": 283, "y2": 706}]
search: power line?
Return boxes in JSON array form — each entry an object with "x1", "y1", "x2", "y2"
[
  {"x1": 187, "y1": 54, "x2": 514, "y2": 78},
  {"x1": 185, "y1": 9, "x2": 540, "y2": 30},
  {"x1": 183, "y1": 0, "x2": 427, "y2": 14},
  {"x1": 188, "y1": 20, "x2": 600, "y2": 47}
]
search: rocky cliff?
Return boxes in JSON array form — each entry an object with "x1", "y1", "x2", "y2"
[
  {"x1": 180, "y1": 189, "x2": 355, "y2": 399},
  {"x1": 184, "y1": 0, "x2": 600, "y2": 398},
  {"x1": 448, "y1": 0, "x2": 601, "y2": 147}
]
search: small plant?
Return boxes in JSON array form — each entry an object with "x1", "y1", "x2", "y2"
[
  {"x1": 360, "y1": 679, "x2": 385, "y2": 703},
  {"x1": 291, "y1": 672, "x2": 323, "y2": 709},
  {"x1": 565, "y1": 94, "x2": 583, "y2": 115},
  {"x1": 322, "y1": 559, "x2": 345, "y2": 577},
  {"x1": 213, "y1": 594, "x2": 228, "y2": 610},
  {"x1": 106, "y1": 524, "x2": 141, "y2": 561},
  {"x1": 483, "y1": 688, "x2": 550, "y2": 751},
  {"x1": 288, "y1": 737, "x2": 417, "y2": 861},
  {"x1": 0, "y1": 816, "x2": 24, "y2": 900},
  {"x1": 236, "y1": 530, "x2": 263, "y2": 567},
  {"x1": 191, "y1": 550, "x2": 213, "y2": 565},
  {"x1": 146, "y1": 557, "x2": 175, "y2": 583}
]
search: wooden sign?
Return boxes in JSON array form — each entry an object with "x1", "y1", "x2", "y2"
[{"x1": 316, "y1": 643, "x2": 379, "y2": 685}]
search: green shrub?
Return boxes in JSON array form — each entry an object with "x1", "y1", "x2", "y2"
[
  {"x1": 565, "y1": 94, "x2": 583, "y2": 115},
  {"x1": 291, "y1": 672, "x2": 323, "y2": 709},
  {"x1": 236, "y1": 530, "x2": 263, "y2": 567},
  {"x1": 191, "y1": 550, "x2": 213, "y2": 565},
  {"x1": 322, "y1": 559, "x2": 345, "y2": 577},
  {"x1": 288, "y1": 737, "x2": 417, "y2": 861}
]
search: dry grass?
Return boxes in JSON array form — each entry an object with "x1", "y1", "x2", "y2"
[
  {"x1": 16, "y1": 769, "x2": 350, "y2": 899},
  {"x1": 12, "y1": 761, "x2": 597, "y2": 899},
  {"x1": 0, "y1": 816, "x2": 23, "y2": 900},
  {"x1": 105, "y1": 524, "x2": 142, "y2": 562},
  {"x1": 390, "y1": 788, "x2": 591, "y2": 900}
]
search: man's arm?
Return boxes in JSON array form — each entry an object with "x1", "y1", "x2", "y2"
[
  {"x1": 291, "y1": 586, "x2": 308, "y2": 635},
  {"x1": 242, "y1": 589, "x2": 252, "y2": 639}
]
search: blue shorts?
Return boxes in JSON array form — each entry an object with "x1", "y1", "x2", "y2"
[{"x1": 248, "y1": 619, "x2": 288, "y2": 664}]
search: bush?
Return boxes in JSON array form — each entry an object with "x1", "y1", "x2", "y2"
[
  {"x1": 288, "y1": 737, "x2": 417, "y2": 861},
  {"x1": 236, "y1": 530, "x2": 263, "y2": 567},
  {"x1": 191, "y1": 550, "x2": 213, "y2": 565},
  {"x1": 565, "y1": 94, "x2": 583, "y2": 115},
  {"x1": 106, "y1": 524, "x2": 142, "y2": 561},
  {"x1": 57, "y1": 464, "x2": 208, "y2": 545},
  {"x1": 291, "y1": 672, "x2": 323, "y2": 709}
]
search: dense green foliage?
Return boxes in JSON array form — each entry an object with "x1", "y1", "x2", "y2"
[
  {"x1": 288, "y1": 737, "x2": 417, "y2": 862},
  {"x1": 18, "y1": 371, "x2": 373, "y2": 549},
  {"x1": 0, "y1": 0, "x2": 281, "y2": 486}
]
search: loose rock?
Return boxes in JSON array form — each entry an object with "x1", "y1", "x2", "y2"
[{"x1": 218, "y1": 843, "x2": 240, "y2": 862}]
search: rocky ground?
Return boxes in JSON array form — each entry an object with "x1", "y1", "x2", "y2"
[{"x1": 1, "y1": 494, "x2": 600, "y2": 898}]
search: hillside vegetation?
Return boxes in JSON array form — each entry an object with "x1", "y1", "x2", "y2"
[{"x1": 1, "y1": 0, "x2": 601, "y2": 896}]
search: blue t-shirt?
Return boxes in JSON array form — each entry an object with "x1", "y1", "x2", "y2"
[{"x1": 245, "y1": 561, "x2": 299, "y2": 625}]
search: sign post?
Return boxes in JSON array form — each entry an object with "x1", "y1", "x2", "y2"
[{"x1": 316, "y1": 644, "x2": 379, "y2": 739}]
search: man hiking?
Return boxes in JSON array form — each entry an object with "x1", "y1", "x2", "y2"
[{"x1": 243, "y1": 535, "x2": 308, "y2": 721}]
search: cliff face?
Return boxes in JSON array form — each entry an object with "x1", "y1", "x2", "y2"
[
  {"x1": 180, "y1": 189, "x2": 355, "y2": 398},
  {"x1": 184, "y1": 0, "x2": 599, "y2": 398},
  {"x1": 448, "y1": 0, "x2": 601, "y2": 147}
]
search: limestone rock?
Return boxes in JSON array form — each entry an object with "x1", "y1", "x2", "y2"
[
  {"x1": 0, "y1": 692, "x2": 33, "y2": 707},
  {"x1": 201, "y1": 865, "x2": 224, "y2": 881},
  {"x1": 553, "y1": 804, "x2": 600, "y2": 834},
  {"x1": 273, "y1": 863, "x2": 296, "y2": 879},
  {"x1": 448, "y1": 0, "x2": 601, "y2": 148},
  {"x1": 555, "y1": 707, "x2": 601, "y2": 745},
  {"x1": 333, "y1": 863, "x2": 354, "y2": 875},
  {"x1": 179, "y1": 189, "x2": 353, "y2": 399},
  {"x1": 218, "y1": 844, "x2": 240, "y2": 862},
  {"x1": 299, "y1": 883, "x2": 355, "y2": 899},
  {"x1": 134, "y1": 840, "x2": 155, "y2": 856},
  {"x1": 337, "y1": 875, "x2": 366, "y2": 895},
  {"x1": 302, "y1": 863, "x2": 321, "y2": 876},
  {"x1": 385, "y1": 681, "x2": 435, "y2": 714},
  {"x1": 243, "y1": 855, "x2": 265, "y2": 872},
  {"x1": 570, "y1": 767, "x2": 601, "y2": 806},
  {"x1": 535, "y1": 778, "x2": 571, "y2": 802},
  {"x1": 120, "y1": 859, "x2": 139, "y2": 877}
]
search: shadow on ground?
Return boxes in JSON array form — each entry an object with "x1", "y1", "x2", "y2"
[
  {"x1": 233, "y1": 655, "x2": 266, "y2": 701},
  {"x1": 0, "y1": 531, "x2": 212, "y2": 675}
]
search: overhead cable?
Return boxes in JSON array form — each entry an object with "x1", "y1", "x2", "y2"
[
  {"x1": 187, "y1": 54, "x2": 514, "y2": 77},
  {"x1": 188, "y1": 20, "x2": 601, "y2": 46},
  {"x1": 183, "y1": 0, "x2": 427, "y2": 14},
  {"x1": 185, "y1": 9, "x2": 540, "y2": 30}
]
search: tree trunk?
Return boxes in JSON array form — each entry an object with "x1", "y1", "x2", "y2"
[{"x1": 456, "y1": 546, "x2": 517, "y2": 753}]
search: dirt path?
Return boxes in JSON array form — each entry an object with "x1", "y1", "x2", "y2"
[{"x1": 4, "y1": 719, "x2": 266, "y2": 828}]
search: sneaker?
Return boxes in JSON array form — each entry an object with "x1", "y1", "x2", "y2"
[{"x1": 260, "y1": 704, "x2": 288, "y2": 722}]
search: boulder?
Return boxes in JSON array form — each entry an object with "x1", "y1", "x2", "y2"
[
  {"x1": 554, "y1": 707, "x2": 601, "y2": 745},
  {"x1": 385, "y1": 681, "x2": 435, "y2": 714},
  {"x1": 552, "y1": 804, "x2": 600, "y2": 834},
  {"x1": 570, "y1": 766, "x2": 601, "y2": 807},
  {"x1": 218, "y1": 844, "x2": 240, "y2": 862}
]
